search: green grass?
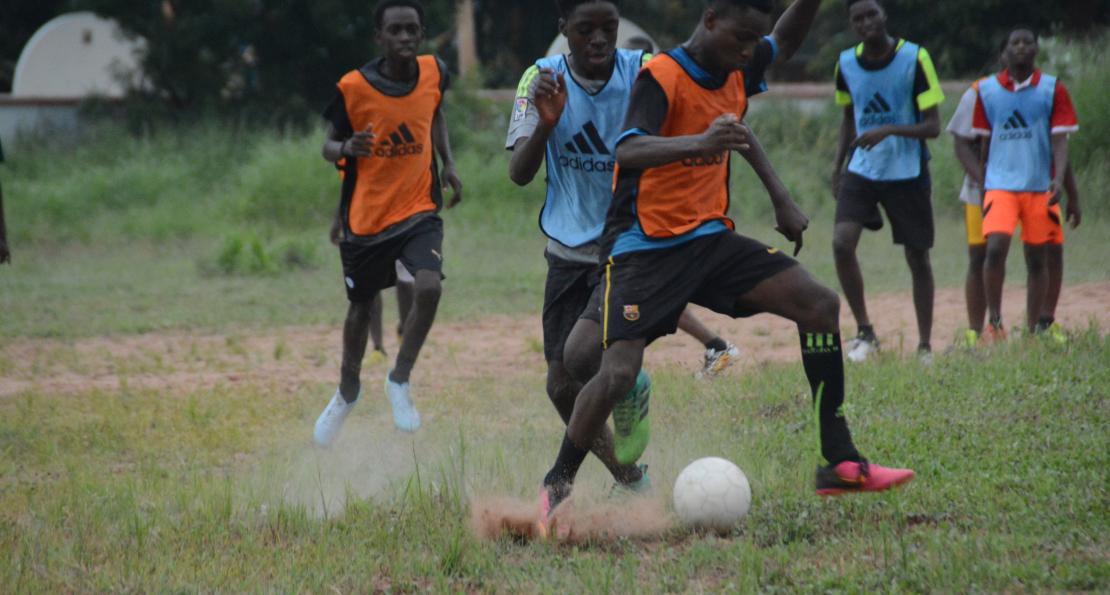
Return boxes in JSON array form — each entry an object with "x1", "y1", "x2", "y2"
[{"x1": 1, "y1": 331, "x2": 1107, "y2": 593}]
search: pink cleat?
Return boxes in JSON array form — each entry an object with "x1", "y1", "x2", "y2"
[{"x1": 815, "y1": 460, "x2": 915, "y2": 497}]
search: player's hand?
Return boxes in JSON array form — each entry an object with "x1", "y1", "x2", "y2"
[
  {"x1": 342, "y1": 124, "x2": 377, "y2": 158},
  {"x1": 1066, "y1": 196, "x2": 1082, "y2": 229},
  {"x1": 831, "y1": 169, "x2": 842, "y2": 200},
  {"x1": 851, "y1": 126, "x2": 892, "y2": 151},
  {"x1": 328, "y1": 214, "x2": 342, "y2": 246},
  {"x1": 442, "y1": 163, "x2": 463, "y2": 208},
  {"x1": 700, "y1": 114, "x2": 749, "y2": 156},
  {"x1": 1047, "y1": 178, "x2": 1064, "y2": 207},
  {"x1": 534, "y1": 69, "x2": 567, "y2": 129},
  {"x1": 772, "y1": 196, "x2": 809, "y2": 256}
]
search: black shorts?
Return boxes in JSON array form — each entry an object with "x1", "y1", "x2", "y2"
[
  {"x1": 836, "y1": 170, "x2": 935, "y2": 250},
  {"x1": 581, "y1": 231, "x2": 798, "y2": 346},
  {"x1": 338, "y1": 215, "x2": 444, "y2": 303},
  {"x1": 542, "y1": 252, "x2": 597, "y2": 362}
]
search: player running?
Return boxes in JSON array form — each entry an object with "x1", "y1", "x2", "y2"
[
  {"x1": 972, "y1": 27, "x2": 1079, "y2": 340},
  {"x1": 314, "y1": 0, "x2": 463, "y2": 445},
  {"x1": 534, "y1": 0, "x2": 914, "y2": 533},
  {"x1": 830, "y1": 0, "x2": 944, "y2": 363},
  {"x1": 948, "y1": 68, "x2": 1080, "y2": 345}
]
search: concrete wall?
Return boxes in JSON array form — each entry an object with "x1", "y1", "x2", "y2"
[{"x1": 0, "y1": 96, "x2": 82, "y2": 145}]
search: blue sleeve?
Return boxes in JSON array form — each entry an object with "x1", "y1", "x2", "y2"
[{"x1": 744, "y1": 37, "x2": 776, "y2": 98}]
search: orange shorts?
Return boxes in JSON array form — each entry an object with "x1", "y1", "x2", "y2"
[{"x1": 981, "y1": 190, "x2": 1064, "y2": 246}]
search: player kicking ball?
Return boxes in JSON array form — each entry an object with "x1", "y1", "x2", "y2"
[
  {"x1": 972, "y1": 27, "x2": 1079, "y2": 341},
  {"x1": 314, "y1": 0, "x2": 462, "y2": 445},
  {"x1": 537, "y1": 0, "x2": 914, "y2": 534}
]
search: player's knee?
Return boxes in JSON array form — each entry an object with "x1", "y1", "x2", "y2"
[
  {"x1": 603, "y1": 363, "x2": 639, "y2": 402},
  {"x1": 412, "y1": 276, "x2": 442, "y2": 307},
  {"x1": 812, "y1": 286, "x2": 841, "y2": 325},
  {"x1": 832, "y1": 235, "x2": 856, "y2": 262},
  {"x1": 905, "y1": 248, "x2": 932, "y2": 275}
]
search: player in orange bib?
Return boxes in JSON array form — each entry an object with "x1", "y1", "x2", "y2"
[
  {"x1": 313, "y1": 0, "x2": 463, "y2": 445},
  {"x1": 535, "y1": 0, "x2": 914, "y2": 534}
]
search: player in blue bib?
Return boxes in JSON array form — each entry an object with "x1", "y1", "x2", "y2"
[{"x1": 830, "y1": 0, "x2": 944, "y2": 363}]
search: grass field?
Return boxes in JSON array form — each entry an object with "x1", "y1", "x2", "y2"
[{"x1": 2, "y1": 40, "x2": 1110, "y2": 590}]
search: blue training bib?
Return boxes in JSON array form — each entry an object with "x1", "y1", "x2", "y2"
[
  {"x1": 538, "y1": 49, "x2": 645, "y2": 248},
  {"x1": 979, "y1": 74, "x2": 1057, "y2": 193},
  {"x1": 840, "y1": 41, "x2": 923, "y2": 181}
]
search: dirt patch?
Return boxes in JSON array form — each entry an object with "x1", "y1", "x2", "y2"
[{"x1": 2, "y1": 282, "x2": 1108, "y2": 400}]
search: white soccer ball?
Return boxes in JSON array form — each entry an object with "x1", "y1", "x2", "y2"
[{"x1": 672, "y1": 457, "x2": 752, "y2": 534}]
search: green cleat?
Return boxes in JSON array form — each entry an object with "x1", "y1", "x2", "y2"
[
  {"x1": 613, "y1": 369, "x2": 651, "y2": 466},
  {"x1": 609, "y1": 464, "x2": 653, "y2": 499}
]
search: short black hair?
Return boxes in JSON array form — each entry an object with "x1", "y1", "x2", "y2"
[
  {"x1": 556, "y1": 0, "x2": 620, "y2": 19},
  {"x1": 1000, "y1": 25, "x2": 1038, "y2": 51},
  {"x1": 846, "y1": 0, "x2": 880, "y2": 8},
  {"x1": 374, "y1": 0, "x2": 425, "y2": 30},
  {"x1": 707, "y1": 0, "x2": 776, "y2": 16}
]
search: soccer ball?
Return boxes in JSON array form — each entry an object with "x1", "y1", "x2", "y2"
[{"x1": 672, "y1": 457, "x2": 752, "y2": 534}]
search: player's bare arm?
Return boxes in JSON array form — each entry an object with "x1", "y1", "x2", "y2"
[
  {"x1": 432, "y1": 106, "x2": 463, "y2": 208},
  {"x1": 1064, "y1": 164, "x2": 1081, "y2": 228},
  {"x1": 851, "y1": 106, "x2": 940, "y2": 150},
  {"x1": 322, "y1": 123, "x2": 377, "y2": 163},
  {"x1": 509, "y1": 69, "x2": 567, "y2": 186},
  {"x1": 615, "y1": 114, "x2": 749, "y2": 170},
  {"x1": 739, "y1": 123, "x2": 808, "y2": 255},
  {"x1": 768, "y1": 0, "x2": 825, "y2": 62},
  {"x1": 1047, "y1": 133, "x2": 1070, "y2": 206},
  {"x1": 953, "y1": 134, "x2": 985, "y2": 186},
  {"x1": 831, "y1": 105, "x2": 856, "y2": 198}
]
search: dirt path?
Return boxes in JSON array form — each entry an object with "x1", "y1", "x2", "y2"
[{"x1": 2, "y1": 282, "x2": 1108, "y2": 399}]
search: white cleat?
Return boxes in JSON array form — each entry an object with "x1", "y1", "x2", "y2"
[
  {"x1": 314, "y1": 388, "x2": 358, "y2": 446},
  {"x1": 846, "y1": 339, "x2": 879, "y2": 363},
  {"x1": 386, "y1": 372, "x2": 420, "y2": 433},
  {"x1": 696, "y1": 342, "x2": 740, "y2": 378}
]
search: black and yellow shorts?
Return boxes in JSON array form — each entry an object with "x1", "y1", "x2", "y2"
[{"x1": 580, "y1": 231, "x2": 798, "y2": 347}]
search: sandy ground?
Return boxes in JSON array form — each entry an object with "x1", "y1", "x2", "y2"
[{"x1": 2, "y1": 282, "x2": 1108, "y2": 400}]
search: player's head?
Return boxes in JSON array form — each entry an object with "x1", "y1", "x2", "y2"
[
  {"x1": 556, "y1": 0, "x2": 621, "y2": 77},
  {"x1": 623, "y1": 35, "x2": 654, "y2": 53},
  {"x1": 374, "y1": 0, "x2": 426, "y2": 63},
  {"x1": 847, "y1": 0, "x2": 887, "y2": 43},
  {"x1": 698, "y1": 0, "x2": 774, "y2": 73},
  {"x1": 1000, "y1": 26, "x2": 1039, "y2": 70}
]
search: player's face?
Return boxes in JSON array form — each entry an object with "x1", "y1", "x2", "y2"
[
  {"x1": 376, "y1": 7, "x2": 426, "y2": 63},
  {"x1": 560, "y1": 1, "x2": 620, "y2": 77},
  {"x1": 848, "y1": 1, "x2": 887, "y2": 43},
  {"x1": 1003, "y1": 30, "x2": 1039, "y2": 70},
  {"x1": 704, "y1": 5, "x2": 771, "y2": 73}
]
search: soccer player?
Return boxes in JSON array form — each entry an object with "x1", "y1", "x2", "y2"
[
  {"x1": 314, "y1": 0, "x2": 463, "y2": 445},
  {"x1": 0, "y1": 135, "x2": 9, "y2": 265},
  {"x1": 948, "y1": 71, "x2": 1081, "y2": 345},
  {"x1": 535, "y1": 0, "x2": 914, "y2": 531},
  {"x1": 973, "y1": 27, "x2": 1078, "y2": 339},
  {"x1": 830, "y1": 0, "x2": 944, "y2": 362}
]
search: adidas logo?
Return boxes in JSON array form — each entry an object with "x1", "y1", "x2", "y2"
[
  {"x1": 559, "y1": 120, "x2": 615, "y2": 173},
  {"x1": 999, "y1": 110, "x2": 1034, "y2": 141},
  {"x1": 375, "y1": 123, "x2": 425, "y2": 158},
  {"x1": 859, "y1": 92, "x2": 896, "y2": 127}
]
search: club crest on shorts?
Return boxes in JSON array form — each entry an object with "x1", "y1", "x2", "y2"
[
  {"x1": 623, "y1": 305, "x2": 640, "y2": 321},
  {"x1": 345, "y1": 277, "x2": 355, "y2": 289}
]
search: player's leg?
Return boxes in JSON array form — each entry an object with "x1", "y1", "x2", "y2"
[
  {"x1": 678, "y1": 309, "x2": 738, "y2": 377},
  {"x1": 731, "y1": 264, "x2": 914, "y2": 495},
  {"x1": 833, "y1": 173, "x2": 882, "y2": 359},
  {"x1": 341, "y1": 299, "x2": 375, "y2": 402},
  {"x1": 365, "y1": 292, "x2": 387, "y2": 364},
  {"x1": 392, "y1": 268, "x2": 440, "y2": 384},
  {"x1": 541, "y1": 337, "x2": 647, "y2": 520},
  {"x1": 394, "y1": 260, "x2": 414, "y2": 340},
  {"x1": 981, "y1": 190, "x2": 1021, "y2": 340},
  {"x1": 965, "y1": 204, "x2": 989, "y2": 343},
  {"x1": 1041, "y1": 243, "x2": 1065, "y2": 340},
  {"x1": 1023, "y1": 243, "x2": 1050, "y2": 334},
  {"x1": 882, "y1": 174, "x2": 936, "y2": 356}
]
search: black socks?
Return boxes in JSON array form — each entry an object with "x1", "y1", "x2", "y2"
[
  {"x1": 544, "y1": 433, "x2": 589, "y2": 496},
  {"x1": 800, "y1": 332, "x2": 861, "y2": 467},
  {"x1": 705, "y1": 337, "x2": 729, "y2": 353}
]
